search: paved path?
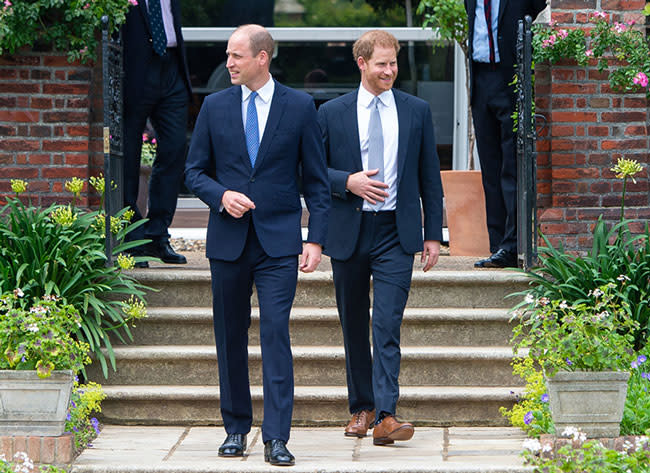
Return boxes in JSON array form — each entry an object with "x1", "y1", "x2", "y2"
[{"x1": 71, "y1": 426, "x2": 531, "y2": 473}]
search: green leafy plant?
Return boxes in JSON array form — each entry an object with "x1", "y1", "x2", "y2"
[
  {"x1": 513, "y1": 158, "x2": 650, "y2": 349},
  {"x1": 0, "y1": 180, "x2": 149, "y2": 377},
  {"x1": 141, "y1": 133, "x2": 157, "y2": 168},
  {"x1": 0, "y1": 452, "x2": 66, "y2": 473},
  {"x1": 66, "y1": 380, "x2": 106, "y2": 451},
  {"x1": 500, "y1": 356, "x2": 554, "y2": 437},
  {"x1": 417, "y1": 0, "x2": 476, "y2": 167},
  {"x1": 523, "y1": 428, "x2": 650, "y2": 473},
  {"x1": 0, "y1": 291, "x2": 91, "y2": 378},
  {"x1": 0, "y1": 0, "x2": 137, "y2": 63},
  {"x1": 511, "y1": 283, "x2": 638, "y2": 376},
  {"x1": 621, "y1": 350, "x2": 650, "y2": 436},
  {"x1": 533, "y1": 9, "x2": 650, "y2": 98}
]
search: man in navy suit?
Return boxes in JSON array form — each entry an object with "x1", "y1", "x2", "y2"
[
  {"x1": 318, "y1": 30, "x2": 442, "y2": 446},
  {"x1": 185, "y1": 25, "x2": 330, "y2": 466},
  {"x1": 466, "y1": 0, "x2": 546, "y2": 268},
  {"x1": 122, "y1": 0, "x2": 191, "y2": 267}
]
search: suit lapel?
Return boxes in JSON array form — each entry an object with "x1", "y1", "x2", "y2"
[
  {"x1": 341, "y1": 92, "x2": 363, "y2": 171},
  {"x1": 253, "y1": 81, "x2": 287, "y2": 174},
  {"x1": 394, "y1": 91, "x2": 411, "y2": 185},
  {"x1": 138, "y1": 0, "x2": 152, "y2": 37},
  {"x1": 228, "y1": 87, "x2": 251, "y2": 170},
  {"x1": 498, "y1": 0, "x2": 509, "y2": 27}
]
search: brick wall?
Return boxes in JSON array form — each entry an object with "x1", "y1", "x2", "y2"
[
  {"x1": 0, "y1": 433, "x2": 74, "y2": 466},
  {"x1": 0, "y1": 50, "x2": 103, "y2": 208},
  {"x1": 535, "y1": 1, "x2": 650, "y2": 250}
]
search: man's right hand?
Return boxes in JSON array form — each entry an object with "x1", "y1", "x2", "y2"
[
  {"x1": 346, "y1": 169, "x2": 389, "y2": 205},
  {"x1": 222, "y1": 190, "x2": 255, "y2": 218}
]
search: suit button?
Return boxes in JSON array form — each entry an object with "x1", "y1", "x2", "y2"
[
  {"x1": 355, "y1": 207, "x2": 360, "y2": 212},
  {"x1": 250, "y1": 178, "x2": 255, "y2": 183},
  {"x1": 149, "y1": 38, "x2": 152, "y2": 43}
]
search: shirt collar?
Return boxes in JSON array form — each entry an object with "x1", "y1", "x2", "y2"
[
  {"x1": 242, "y1": 75, "x2": 274, "y2": 103},
  {"x1": 358, "y1": 84, "x2": 394, "y2": 108}
]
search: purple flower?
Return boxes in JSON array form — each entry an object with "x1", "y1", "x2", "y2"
[
  {"x1": 73, "y1": 426, "x2": 79, "y2": 433},
  {"x1": 566, "y1": 358, "x2": 573, "y2": 366},
  {"x1": 638, "y1": 355, "x2": 647, "y2": 365},
  {"x1": 641, "y1": 372, "x2": 649, "y2": 380},
  {"x1": 90, "y1": 417, "x2": 100, "y2": 435},
  {"x1": 541, "y1": 393, "x2": 549, "y2": 403},
  {"x1": 524, "y1": 411, "x2": 534, "y2": 425},
  {"x1": 17, "y1": 344, "x2": 26, "y2": 355},
  {"x1": 66, "y1": 413, "x2": 71, "y2": 421},
  {"x1": 632, "y1": 360, "x2": 639, "y2": 369},
  {"x1": 70, "y1": 400, "x2": 76, "y2": 409}
]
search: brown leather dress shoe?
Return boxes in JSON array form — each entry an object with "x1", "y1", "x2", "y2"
[
  {"x1": 344, "y1": 409, "x2": 375, "y2": 437},
  {"x1": 373, "y1": 415, "x2": 414, "y2": 445}
]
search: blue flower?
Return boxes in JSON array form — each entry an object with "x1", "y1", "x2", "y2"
[
  {"x1": 66, "y1": 413, "x2": 71, "y2": 421},
  {"x1": 524, "y1": 411, "x2": 534, "y2": 425},
  {"x1": 566, "y1": 358, "x2": 573, "y2": 366},
  {"x1": 632, "y1": 360, "x2": 639, "y2": 369},
  {"x1": 90, "y1": 417, "x2": 100, "y2": 434},
  {"x1": 641, "y1": 372, "x2": 649, "y2": 380},
  {"x1": 541, "y1": 393, "x2": 549, "y2": 403},
  {"x1": 70, "y1": 400, "x2": 76, "y2": 409},
  {"x1": 638, "y1": 355, "x2": 647, "y2": 365}
]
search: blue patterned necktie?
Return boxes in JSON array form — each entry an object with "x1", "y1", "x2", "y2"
[
  {"x1": 245, "y1": 91, "x2": 259, "y2": 167},
  {"x1": 148, "y1": 0, "x2": 167, "y2": 56}
]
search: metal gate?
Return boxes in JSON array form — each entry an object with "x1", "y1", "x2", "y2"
[
  {"x1": 516, "y1": 15, "x2": 538, "y2": 270},
  {"x1": 101, "y1": 16, "x2": 124, "y2": 265}
]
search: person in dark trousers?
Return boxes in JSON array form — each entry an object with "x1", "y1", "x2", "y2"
[
  {"x1": 122, "y1": 0, "x2": 192, "y2": 267},
  {"x1": 318, "y1": 30, "x2": 442, "y2": 446},
  {"x1": 466, "y1": 0, "x2": 546, "y2": 268},
  {"x1": 184, "y1": 25, "x2": 330, "y2": 466}
]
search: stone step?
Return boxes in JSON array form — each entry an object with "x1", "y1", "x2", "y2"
[
  {"x1": 123, "y1": 307, "x2": 515, "y2": 346},
  {"x1": 98, "y1": 385, "x2": 523, "y2": 427},
  {"x1": 88, "y1": 345, "x2": 522, "y2": 387},
  {"x1": 135, "y1": 270, "x2": 528, "y2": 309}
]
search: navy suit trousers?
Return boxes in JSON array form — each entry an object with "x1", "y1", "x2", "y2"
[
  {"x1": 209, "y1": 221, "x2": 297, "y2": 443},
  {"x1": 331, "y1": 211, "x2": 414, "y2": 416}
]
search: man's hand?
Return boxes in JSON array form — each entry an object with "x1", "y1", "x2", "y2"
[
  {"x1": 421, "y1": 240, "x2": 440, "y2": 272},
  {"x1": 222, "y1": 190, "x2": 255, "y2": 218},
  {"x1": 346, "y1": 169, "x2": 389, "y2": 204},
  {"x1": 300, "y1": 242, "x2": 322, "y2": 273}
]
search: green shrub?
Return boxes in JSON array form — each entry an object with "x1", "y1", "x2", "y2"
[
  {"x1": 66, "y1": 380, "x2": 106, "y2": 451},
  {"x1": 622, "y1": 349, "x2": 650, "y2": 436},
  {"x1": 0, "y1": 180, "x2": 149, "y2": 377}
]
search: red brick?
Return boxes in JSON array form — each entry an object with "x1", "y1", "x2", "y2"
[
  {"x1": 0, "y1": 125, "x2": 16, "y2": 136},
  {"x1": 42, "y1": 140, "x2": 88, "y2": 152},
  {"x1": 552, "y1": 181, "x2": 577, "y2": 193},
  {"x1": 601, "y1": 0, "x2": 645, "y2": 8},
  {"x1": 551, "y1": 111, "x2": 598, "y2": 122},
  {"x1": 28, "y1": 154, "x2": 52, "y2": 165},
  {"x1": 16, "y1": 97, "x2": 29, "y2": 107},
  {"x1": 18, "y1": 70, "x2": 29, "y2": 80},
  {"x1": 554, "y1": 195, "x2": 601, "y2": 207},
  {"x1": 42, "y1": 111, "x2": 88, "y2": 123},
  {"x1": 551, "y1": 139, "x2": 599, "y2": 151},
  {"x1": 55, "y1": 71, "x2": 66, "y2": 80},
  {"x1": 552, "y1": 167, "x2": 600, "y2": 179},
  {"x1": 31, "y1": 97, "x2": 53, "y2": 109},
  {"x1": 0, "y1": 110, "x2": 39, "y2": 123},
  {"x1": 30, "y1": 69, "x2": 51, "y2": 80},
  {"x1": 588, "y1": 126, "x2": 609, "y2": 136},
  {"x1": 624, "y1": 97, "x2": 647, "y2": 108},
  {"x1": 0, "y1": 83, "x2": 40, "y2": 94},
  {"x1": 13, "y1": 436, "x2": 26, "y2": 454},
  {"x1": 40, "y1": 437, "x2": 55, "y2": 464},
  {"x1": 576, "y1": 126, "x2": 585, "y2": 136},
  {"x1": 539, "y1": 208, "x2": 564, "y2": 221},
  {"x1": 0, "y1": 140, "x2": 40, "y2": 151},
  {"x1": 0, "y1": 97, "x2": 16, "y2": 107},
  {"x1": 68, "y1": 125, "x2": 89, "y2": 137},
  {"x1": 0, "y1": 436, "x2": 12, "y2": 458},
  {"x1": 42, "y1": 167, "x2": 86, "y2": 179},
  {"x1": 43, "y1": 56, "x2": 82, "y2": 67},
  {"x1": 551, "y1": 125, "x2": 574, "y2": 137},
  {"x1": 552, "y1": 69, "x2": 575, "y2": 81},
  {"x1": 601, "y1": 139, "x2": 647, "y2": 150},
  {"x1": 64, "y1": 153, "x2": 90, "y2": 165},
  {"x1": 552, "y1": 11, "x2": 575, "y2": 24},
  {"x1": 552, "y1": 83, "x2": 598, "y2": 94},
  {"x1": 67, "y1": 97, "x2": 90, "y2": 108},
  {"x1": 552, "y1": 97, "x2": 574, "y2": 108},
  {"x1": 30, "y1": 125, "x2": 52, "y2": 137},
  {"x1": 590, "y1": 97, "x2": 609, "y2": 108},
  {"x1": 54, "y1": 434, "x2": 73, "y2": 463},
  {"x1": 42, "y1": 83, "x2": 90, "y2": 95},
  {"x1": 68, "y1": 70, "x2": 92, "y2": 82},
  {"x1": 2, "y1": 167, "x2": 39, "y2": 178},
  {"x1": 551, "y1": 154, "x2": 577, "y2": 166},
  {"x1": 27, "y1": 436, "x2": 40, "y2": 463},
  {"x1": 0, "y1": 69, "x2": 17, "y2": 79},
  {"x1": 0, "y1": 55, "x2": 40, "y2": 66},
  {"x1": 16, "y1": 125, "x2": 28, "y2": 136},
  {"x1": 601, "y1": 112, "x2": 646, "y2": 122}
]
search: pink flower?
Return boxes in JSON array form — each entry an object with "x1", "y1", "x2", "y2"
[
  {"x1": 591, "y1": 11, "x2": 606, "y2": 20},
  {"x1": 142, "y1": 133, "x2": 148, "y2": 141},
  {"x1": 633, "y1": 72, "x2": 648, "y2": 88},
  {"x1": 80, "y1": 47, "x2": 88, "y2": 55},
  {"x1": 4, "y1": 0, "x2": 11, "y2": 6},
  {"x1": 557, "y1": 29, "x2": 568, "y2": 39},
  {"x1": 627, "y1": 19, "x2": 636, "y2": 26},
  {"x1": 151, "y1": 138, "x2": 157, "y2": 145},
  {"x1": 585, "y1": 49, "x2": 594, "y2": 57},
  {"x1": 83, "y1": 3, "x2": 90, "y2": 9},
  {"x1": 128, "y1": 0, "x2": 138, "y2": 5},
  {"x1": 613, "y1": 22, "x2": 628, "y2": 33}
]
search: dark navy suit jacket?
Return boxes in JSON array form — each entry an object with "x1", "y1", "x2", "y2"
[
  {"x1": 122, "y1": 0, "x2": 192, "y2": 108},
  {"x1": 185, "y1": 81, "x2": 330, "y2": 261},
  {"x1": 318, "y1": 89, "x2": 443, "y2": 261}
]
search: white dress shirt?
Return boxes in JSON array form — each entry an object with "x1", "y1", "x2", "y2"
[
  {"x1": 472, "y1": 0, "x2": 501, "y2": 63},
  {"x1": 357, "y1": 85, "x2": 399, "y2": 211},
  {"x1": 145, "y1": 0, "x2": 177, "y2": 47},
  {"x1": 241, "y1": 76, "x2": 275, "y2": 144}
]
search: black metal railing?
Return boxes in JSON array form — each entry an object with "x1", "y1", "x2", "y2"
[
  {"x1": 516, "y1": 15, "x2": 538, "y2": 271},
  {"x1": 101, "y1": 16, "x2": 124, "y2": 265}
]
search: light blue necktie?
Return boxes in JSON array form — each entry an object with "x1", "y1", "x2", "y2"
[
  {"x1": 245, "y1": 91, "x2": 259, "y2": 167},
  {"x1": 367, "y1": 96, "x2": 384, "y2": 209}
]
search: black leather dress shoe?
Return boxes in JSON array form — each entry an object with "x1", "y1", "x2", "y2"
[
  {"x1": 474, "y1": 249, "x2": 518, "y2": 268},
  {"x1": 143, "y1": 239, "x2": 187, "y2": 264},
  {"x1": 218, "y1": 433, "x2": 247, "y2": 457},
  {"x1": 264, "y1": 439, "x2": 295, "y2": 466}
]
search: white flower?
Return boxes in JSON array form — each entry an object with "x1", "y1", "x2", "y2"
[
  {"x1": 617, "y1": 274, "x2": 631, "y2": 282},
  {"x1": 29, "y1": 306, "x2": 47, "y2": 315},
  {"x1": 636, "y1": 436, "x2": 649, "y2": 448},
  {"x1": 525, "y1": 294, "x2": 535, "y2": 304},
  {"x1": 592, "y1": 288, "x2": 604, "y2": 297},
  {"x1": 539, "y1": 297, "x2": 550, "y2": 306},
  {"x1": 26, "y1": 323, "x2": 39, "y2": 333},
  {"x1": 559, "y1": 300, "x2": 568, "y2": 309},
  {"x1": 523, "y1": 438, "x2": 542, "y2": 453},
  {"x1": 13, "y1": 288, "x2": 24, "y2": 298},
  {"x1": 561, "y1": 426, "x2": 586, "y2": 442},
  {"x1": 623, "y1": 440, "x2": 635, "y2": 451},
  {"x1": 542, "y1": 443, "x2": 553, "y2": 453}
]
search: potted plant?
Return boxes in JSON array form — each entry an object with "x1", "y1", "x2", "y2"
[
  {"x1": 0, "y1": 291, "x2": 91, "y2": 436},
  {"x1": 511, "y1": 283, "x2": 638, "y2": 437},
  {"x1": 417, "y1": 0, "x2": 490, "y2": 256}
]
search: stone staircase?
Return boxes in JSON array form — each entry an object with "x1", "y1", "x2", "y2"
[{"x1": 88, "y1": 268, "x2": 530, "y2": 427}]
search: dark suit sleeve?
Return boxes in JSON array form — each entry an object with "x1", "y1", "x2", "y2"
[
  {"x1": 419, "y1": 104, "x2": 443, "y2": 242},
  {"x1": 318, "y1": 104, "x2": 351, "y2": 199},
  {"x1": 184, "y1": 99, "x2": 227, "y2": 211},
  {"x1": 529, "y1": 0, "x2": 547, "y2": 18},
  {"x1": 300, "y1": 99, "x2": 331, "y2": 246}
]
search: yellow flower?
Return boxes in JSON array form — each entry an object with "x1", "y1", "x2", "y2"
[
  {"x1": 92, "y1": 213, "x2": 106, "y2": 236},
  {"x1": 10, "y1": 179, "x2": 27, "y2": 194},
  {"x1": 611, "y1": 158, "x2": 644, "y2": 183},
  {"x1": 123, "y1": 295, "x2": 147, "y2": 323},
  {"x1": 64, "y1": 177, "x2": 84, "y2": 197},
  {"x1": 50, "y1": 205, "x2": 77, "y2": 227},
  {"x1": 89, "y1": 175, "x2": 105, "y2": 195},
  {"x1": 116, "y1": 253, "x2": 135, "y2": 270},
  {"x1": 110, "y1": 216, "x2": 123, "y2": 235}
]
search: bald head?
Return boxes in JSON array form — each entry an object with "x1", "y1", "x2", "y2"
[
  {"x1": 226, "y1": 24, "x2": 274, "y2": 90},
  {"x1": 233, "y1": 24, "x2": 275, "y2": 61}
]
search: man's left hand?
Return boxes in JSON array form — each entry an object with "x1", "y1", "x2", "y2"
[
  {"x1": 421, "y1": 240, "x2": 440, "y2": 272},
  {"x1": 300, "y1": 242, "x2": 322, "y2": 273}
]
